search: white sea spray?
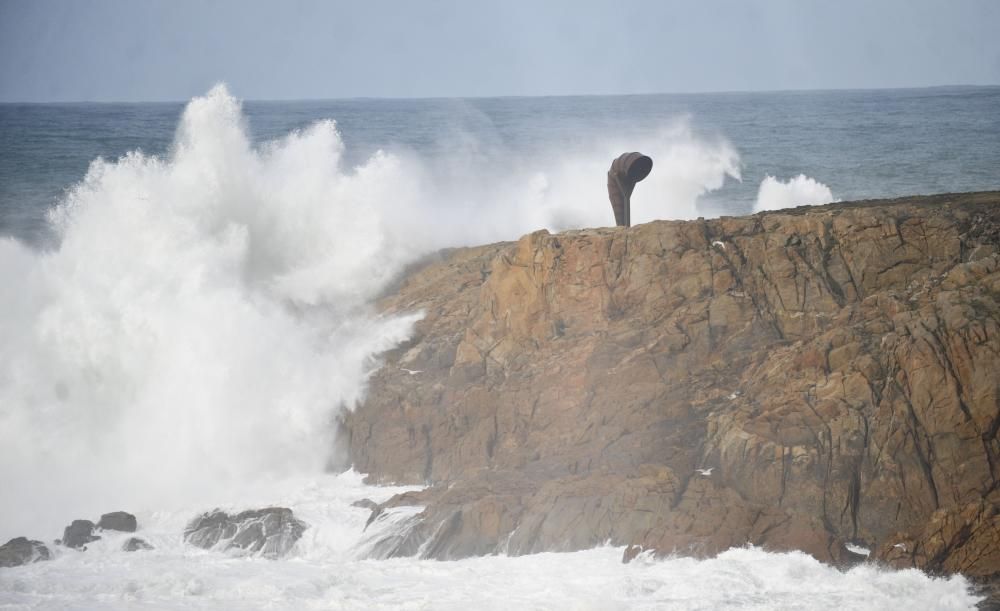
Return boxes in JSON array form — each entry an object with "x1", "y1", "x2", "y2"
[
  {"x1": 754, "y1": 173, "x2": 836, "y2": 212},
  {"x1": 0, "y1": 86, "x2": 742, "y2": 539}
]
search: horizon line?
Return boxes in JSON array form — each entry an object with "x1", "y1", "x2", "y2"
[{"x1": 1, "y1": 83, "x2": 998, "y2": 106}]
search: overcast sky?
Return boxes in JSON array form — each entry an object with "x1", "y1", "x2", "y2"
[{"x1": 1, "y1": 0, "x2": 999, "y2": 102}]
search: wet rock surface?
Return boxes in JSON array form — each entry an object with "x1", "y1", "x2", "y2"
[
  {"x1": 184, "y1": 508, "x2": 307, "y2": 558},
  {"x1": 0, "y1": 537, "x2": 50, "y2": 567},
  {"x1": 346, "y1": 192, "x2": 1000, "y2": 589},
  {"x1": 62, "y1": 520, "x2": 100, "y2": 549}
]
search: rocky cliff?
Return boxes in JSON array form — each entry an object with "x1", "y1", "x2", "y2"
[{"x1": 344, "y1": 192, "x2": 1000, "y2": 586}]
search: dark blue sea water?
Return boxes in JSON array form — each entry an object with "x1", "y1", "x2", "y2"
[{"x1": 1, "y1": 86, "x2": 998, "y2": 245}]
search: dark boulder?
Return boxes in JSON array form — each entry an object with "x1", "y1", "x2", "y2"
[
  {"x1": 184, "y1": 507, "x2": 307, "y2": 558},
  {"x1": 97, "y1": 511, "x2": 137, "y2": 533},
  {"x1": 62, "y1": 520, "x2": 100, "y2": 549},
  {"x1": 0, "y1": 537, "x2": 50, "y2": 567},
  {"x1": 122, "y1": 537, "x2": 153, "y2": 552}
]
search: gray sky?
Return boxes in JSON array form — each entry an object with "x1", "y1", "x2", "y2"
[{"x1": 1, "y1": 0, "x2": 999, "y2": 102}]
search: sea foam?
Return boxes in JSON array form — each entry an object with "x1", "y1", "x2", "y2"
[{"x1": 0, "y1": 472, "x2": 981, "y2": 610}]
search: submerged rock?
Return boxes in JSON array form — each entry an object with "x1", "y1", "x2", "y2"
[
  {"x1": 62, "y1": 520, "x2": 100, "y2": 549},
  {"x1": 0, "y1": 537, "x2": 50, "y2": 567},
  {"x1": 122, "y1": 537, "x2": 153, "y2": 552},
  {"x1": 97, "y1": 511, "x2": 137, "y2": 533},
  {"x1": 184, "y1": 508, "x2": 306, "y2": 558}
]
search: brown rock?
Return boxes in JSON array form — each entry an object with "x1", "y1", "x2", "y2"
[{"x1": 344, "y1": 192, "x2": 1000, "y2": 584}]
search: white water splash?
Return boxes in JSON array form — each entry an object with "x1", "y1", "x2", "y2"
[
  {"x1": 754, "y1": 174, "x2": 836, "y2": 212},
  {"x1": 0, "y1": 86, "x2": 744, "y2": 540},
  {"x1": 0, "y1": 86, "x2": 424, "y2": 538}
]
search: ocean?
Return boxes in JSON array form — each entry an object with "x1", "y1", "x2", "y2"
[
  {"x1": 3, "y1": 86, "x2": 999, "y2": 244},
  {"x1": 0, "y1": 86, "x2": 997, "y2": 609}
]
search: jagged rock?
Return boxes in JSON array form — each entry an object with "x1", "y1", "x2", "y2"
[
  {"x1": 97, "y1": 511, "x2": 137, "y2": 533},
  {"x1": 345, "y1": 192, "x2": 1000, "y2": 583},
  {"x1": 622, "y1": 544, "x2": 644, "y2": 563},
  {"x1": 184, "y1": 508, "x2": 306, "y2": 558},
  {"x1": 122, "y1": 537, "x2": 153, "y2": 552},
  {"x1": 877, "y1": 500, "x2": 1000, "y2": 578},
  {"x1": 0, "y1": 537, "x2": 50, "y2": 567},
  {"x1": 62, "y1": 519, "x2": 100, "y2": 549}
]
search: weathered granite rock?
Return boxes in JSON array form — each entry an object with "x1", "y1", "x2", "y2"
[
  {"x1": 62, "y1": 519, "x2": 100, "y2": 549},
  {"x1": 97, "y1": 511, "x2": 137, "y2": 533},
  {"x1": 184, "y1": 508, "x2": 306, "y2": 558},
  {"x1": 345, "y1": 192, "x2": 1000, "y2": 585},
  {"x1": 122, "y1": 537, "x2": 153, "y2": 552},
  {"x1": 0, "y1": 537, "x2": 50, "y2": 567}
]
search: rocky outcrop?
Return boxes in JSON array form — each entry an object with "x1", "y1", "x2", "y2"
[
  {"x1": 52, "y1": 512, "x2": 138, "y2": 552},
  {"x1": 184, "y1": 508, "x2": 307, "y2": 558},
  {"x1": 61, "y1": 520, "x2": 100, "y2": 549},
  {"x1": 345, "y1": 192, "x2": 1000, "y2": 583},
  {"x1": 0, "y1": 537, "x2": 50, "y2": 567},
  {"x1": 97, "y1": 511, "x2": 137, "y2": 533}
]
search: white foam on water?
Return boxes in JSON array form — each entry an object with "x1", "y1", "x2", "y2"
[
  {"x1": 0, "y1": 472, "x2": 981, "y2": 610},
  {"x1": 754, "y1": 174, "x2": 836, "y2": 212}
]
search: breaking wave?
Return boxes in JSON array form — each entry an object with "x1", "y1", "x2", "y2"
[
  {"x1": 0, "y1": 85, "x2": 741, "y2": 538},
  {"x1": 754, "y1": 173, "x2": 836, "y2": 212}
]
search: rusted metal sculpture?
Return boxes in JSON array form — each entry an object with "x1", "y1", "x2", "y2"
[{"x1": 607, "y1": 152, "x2": 653, "y2": 227}]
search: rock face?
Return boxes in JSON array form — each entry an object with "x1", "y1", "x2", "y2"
[
  {"x1": 184, "y1": 508, "x2": 307, "y2": 558},
  {"x1": 345, "y1": 192, "x2": 1000, "y2": 583},
  {"x1": 97, "y1": 511, "x2": 137, "y2": 533},
  {"x1": 0, "y1": 537, "x2": 50, "y2": 567},
  {"x1": 62, "y1": 520, "x2": 100, "y2": 549}
]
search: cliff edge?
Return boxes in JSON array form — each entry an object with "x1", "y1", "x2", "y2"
[{"x1": 344, "y1": 192, "x2": 1000, "y2": 588}]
